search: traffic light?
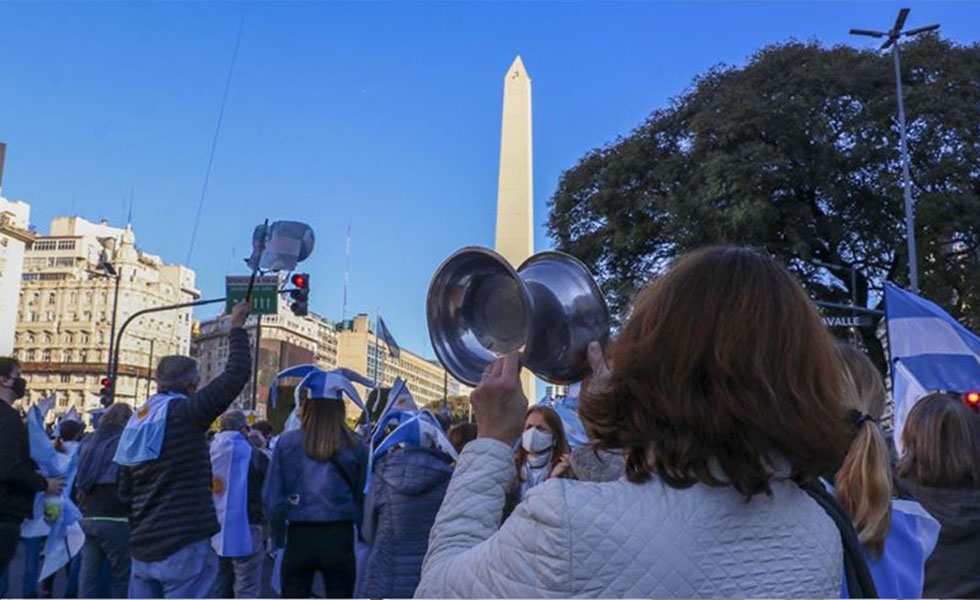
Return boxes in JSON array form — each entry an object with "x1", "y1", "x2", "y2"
[
  {"x1": 99, "y1": 376, "x2": 113, "y2": 407},
  {"x1": 966, "y1": 390, "x2": 980, "y2": 413},
  {"x1": 290, "y1": 273, "x2": 310, "y2": 317}
]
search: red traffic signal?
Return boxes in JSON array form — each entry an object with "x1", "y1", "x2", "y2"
[
  {"x1": 290, "y1": 273, "x2": 310, "y2": 317},
  {"x1": 101, "y1": 377, "x2": 111, "y2": 388}
]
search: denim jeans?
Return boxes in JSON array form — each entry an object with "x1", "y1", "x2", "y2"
[
  {"x1": 22, "y1": 536, "x2": 44, "y2": 598},
  {"x1": 79, "y1": 520, "x2": 130, "y2": 598},
  {"x1": 212, "y1": 525, "x2": 265, "y2": 598},
  {"x1": 129, "y1": 538, "x2": 218, "y2": 599}
]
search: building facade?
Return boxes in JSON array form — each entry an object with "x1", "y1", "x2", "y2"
[
  {"x1": 14, "y1": 217, "x2": 198, "y2": 413},
  {"x1": 0, "y1": 143, "x2": 35, "y2": 356},
  {"x1": 336, "y1": 314, "x2": 472, "y2": 410},
  {"x1": 193, "y1": 294, "x2": 340, "y2": 419},
  {"x1": 193, "y1": 310, "x2": 471, "y2": 422}
]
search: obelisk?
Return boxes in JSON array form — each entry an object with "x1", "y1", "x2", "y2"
[{"x1": 494, "y1": 55, "x2": 536, "y2": 402}]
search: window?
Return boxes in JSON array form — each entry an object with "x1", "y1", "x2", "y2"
[
  {"x1": 31, "y1": 240, "x2": 57, "y2": 251},
  {"x1": 22, "y1": 273, "x2": 38, "y2": 281},
  {"x1": 60, "y1": 374, "x2": 70, "y2": 383},
  {"x1": 83, "y1": 312, "x2": 92, "y2": 321},
  {"x1": 80, "y1": 332, "x2": 89, "y2": 344},
  {"x1": 57, "y1": 240, "x2": 76, "y2": 251},
  {"x1": 26, "y1": 349, "x2": 35, "y2": 361},
  {"x1": 62, "y1": 350, "x2": 72, "y2": 362},
  {"x1": 47, "y1": 292, "x2": 56, "y2": 305},
  {"x1": 59, "y1": 397, "x2": 68, "y2": 408},
  {"x1": 64, "y1": 332, "x2": 74, "y2": 344},
  {"x1": 79, "y1": 350, "x2": 88, "y2": 363},
  {"x1": 42, "y1": 350, "x2": 51, "y2": 362},
  {"x1": 55, "y1": 257, "x2": 74, "y2": 267},
  {"x1": 69, "y1": 292, "x2": 78, "y2": 303},
  {"x1": 45, "y1": 312, "x2": 54, "y2": 321},
  {"x1": 42, "y1": 333, "x2": 52, "y2": 343}
]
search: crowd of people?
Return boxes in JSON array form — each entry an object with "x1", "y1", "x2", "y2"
[{"x1": 1, "y1": 245, "x2": 979, "y2": 598}]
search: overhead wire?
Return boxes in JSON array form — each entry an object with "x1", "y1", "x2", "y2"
[{"x1": 186, "y1": 7, "x2": 248, "y2": 267}]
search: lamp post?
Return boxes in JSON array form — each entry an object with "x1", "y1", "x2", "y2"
[
  {"x1": 850, "y1": 8, "x2": 939, "y2": 294},
  {"x1": 92, "y1": 244, "x2": 121, "y2": 399}
]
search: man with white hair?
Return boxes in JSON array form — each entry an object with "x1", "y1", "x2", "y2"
[{"x1": 118, "y1": 301, "x2": 251, "y2": 598}]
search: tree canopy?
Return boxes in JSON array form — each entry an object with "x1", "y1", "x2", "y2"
[{"x1": 548, "y1": 36, "x2": 980, "y2": 367}]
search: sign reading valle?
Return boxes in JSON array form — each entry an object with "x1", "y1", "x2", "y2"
[{"x1": 226, "y1": 275, "x2": 280, "y2": 315}]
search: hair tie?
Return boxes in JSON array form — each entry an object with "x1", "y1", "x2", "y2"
[{"x1": 848, "y1": 410, "x2": 877, "y2": 428}]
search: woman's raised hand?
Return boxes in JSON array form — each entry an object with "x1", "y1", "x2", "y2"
[{"x1": 471, "y1": 353, "x2": 528, "y2": 446}]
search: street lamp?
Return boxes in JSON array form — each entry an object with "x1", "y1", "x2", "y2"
[
  {"x1": 850, "y1": 8, "x2": 939, "y2": 295},
  {"x1": 93, "y1": 241, "x2": 122, "y2": 397}
]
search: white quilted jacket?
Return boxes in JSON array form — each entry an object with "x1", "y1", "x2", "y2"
[{"x1": 417, "y1": 439, "x2": 843, "y2": 598}]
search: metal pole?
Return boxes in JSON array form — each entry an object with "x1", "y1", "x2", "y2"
[
  {"x1": 251, "y1": 315, "x2": 261, "y2": 411},
  {"x1": 145, "y1": 338, "x2": 154, "y2": 400},
  {"x1": 849, "y1": 266, "x2": 859, "y2": 344},
  {"x1": 893, "y1": 42, "x2": 919, "y2": 294},
  {"x1": 111, "y1": 296, "x2": 227, "y2": 389},
  {"x1": 106, "y1": 268, "x2": 121, "y2": 388}
]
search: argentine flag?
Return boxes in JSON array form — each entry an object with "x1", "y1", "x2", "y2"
[
  {"x1": 210, "y1": 431, "x2": 254, "y2": 557},
  {"x1": 885, "y1": 282, "x2": 980, "y2": 451},
  {"x1": 23, "y1": 404, "x2": 85, "y2": 581},
  {"x1": 114, "y1": 392, "x2": 181, "y2": 466}
]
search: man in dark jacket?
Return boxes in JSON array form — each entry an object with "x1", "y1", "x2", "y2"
[
  {"x1": 0, "y1": 357, "x2": 64, "y2": 574},
  {"x1": 122, "y1": 301, "x2": 251, "y2": 598}
]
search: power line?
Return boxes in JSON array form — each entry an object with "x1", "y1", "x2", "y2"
[{"x1": 186, "y1": 8, "x2": 247, "y2": 267}]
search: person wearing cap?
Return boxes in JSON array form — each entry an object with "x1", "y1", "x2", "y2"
[
  {"x1": 262, "y1": 374, "x2": 369, "y2": 599},
  {"x1": 209, "y1": 410, "x2": 269, "y2": 598},
  {"x1": 118, "y1": 300, "x2": 251, "y2": 599}
]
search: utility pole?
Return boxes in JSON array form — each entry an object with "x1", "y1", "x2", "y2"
[{"x1": 850, "y1": 8, "x2": 939, "y2": 294}]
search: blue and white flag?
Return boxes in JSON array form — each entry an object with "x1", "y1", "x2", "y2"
[
  {"x1": 885, "y1": 282, "x2": 980, "y2": 451},
  {"x1": 377, "y1": 317, "x2": 400, "y2": 359},
  {"x1": 36, "y1": 394, "x2": 56, "y2": 420},
  {"x1": 210, "y1": 431, "x2": 254, "y2": 558},
  {"x1": 114, "y1": 393, "x2": 183, "y2": 466},
  {"x1": 536, "y1": 392, "x2": 589, "y2": 447},
  {"x1": 372, "y1": 409, "x2": 458, "y2": 463},
  {"x1": 22, "y1": 404, "x2": 84, "y2": 580},
  {"x1": 371, "y1": 378, "x2": 418, "y2": 442}
]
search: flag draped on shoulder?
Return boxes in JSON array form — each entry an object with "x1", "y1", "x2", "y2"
[
  {"x1": 113, "y1": 392, "x2": 183, "y2": 466},
  {"x1": 377, "y1": 316, "x2": 400, "y2": 359},
  {"x1": 885, "y1": 282, "x2": 980, "y2": 450},
  {"x1": 210, "y1": 430, "x2": 254, "y2": 557},
  {"x1": 536, "y1": 386, "x2": 589, "y2": 447}
]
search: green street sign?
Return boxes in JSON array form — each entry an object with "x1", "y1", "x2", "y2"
[{"x1": 226, "y1": 275, "x2": 280, "y2": 315}]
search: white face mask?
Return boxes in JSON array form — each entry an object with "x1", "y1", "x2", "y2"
[{"x1": 522, "y1": 427, "x2": 554, "y2": 454}]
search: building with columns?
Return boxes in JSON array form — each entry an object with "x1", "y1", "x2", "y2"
[{"x1": 14, "y1": 216, "x2": 198, "y2": 413}]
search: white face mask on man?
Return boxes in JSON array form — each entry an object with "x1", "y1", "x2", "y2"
[{"x1": 521, "y1": 427, "x2": 554, "y2": 454}]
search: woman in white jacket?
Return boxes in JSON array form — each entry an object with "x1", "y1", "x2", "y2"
[{"x1": 416, "y1": 246, "x2": 852, "y2": 599}]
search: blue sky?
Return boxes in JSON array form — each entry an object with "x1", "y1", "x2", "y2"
[{"x1": 2, "y1": 1, "x2": 978, "y2": 372}]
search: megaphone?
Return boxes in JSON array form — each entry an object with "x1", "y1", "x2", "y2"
[{"x1": 426, "y1": 246, "x2": 610, "y2": 387}]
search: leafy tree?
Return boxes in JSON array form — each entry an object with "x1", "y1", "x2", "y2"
[
  {"x1": 423, "y1": 394, "x2": 472, "y2": 425},
  {"x1": 548, "y1": 36, "x2": 980, "y2": 369}
]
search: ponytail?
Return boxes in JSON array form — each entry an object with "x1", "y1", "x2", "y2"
[
  {"x1": 835, "y1": 344, "x2": 893, "y2": 558},
  {"x1": 835, "y1": 418, "x2": 892, "y2": 558}
]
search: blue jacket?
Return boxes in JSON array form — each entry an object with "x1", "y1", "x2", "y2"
[
  {"x1": 355, "y1": 446, "x2": 453, "y2": 599},
  {"x1": 262, "y1": 428, "x2": 367, "y2": 545}
]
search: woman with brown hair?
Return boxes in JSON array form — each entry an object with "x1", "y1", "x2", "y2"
[
  {"x1": 897, "y1": 392, "x2": 980, "y2": 598},
  {"x1": 515, "y1": 406, "x2": 571, "y2": 497},
  {"x1": 833, "y1": 344, "x2": 939, "y2": 598},
  {"x1": 263, "y1": 387, "x2": 368, "y2": 598},
  {"x1": 417, "y1": 246, "x2": 851, "y2": 598}
]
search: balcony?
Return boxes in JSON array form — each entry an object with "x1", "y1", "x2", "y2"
[{"x1": 0, "y1": 213, "x2": 36, "y2": 244}]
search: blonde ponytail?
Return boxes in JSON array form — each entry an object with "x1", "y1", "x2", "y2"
[
  {"x1": 835, "y1": 416, "x2": 892, "y2": 557},
  {"x1": 835, "y1": 343, "x2": 893, "y2": 558}
]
